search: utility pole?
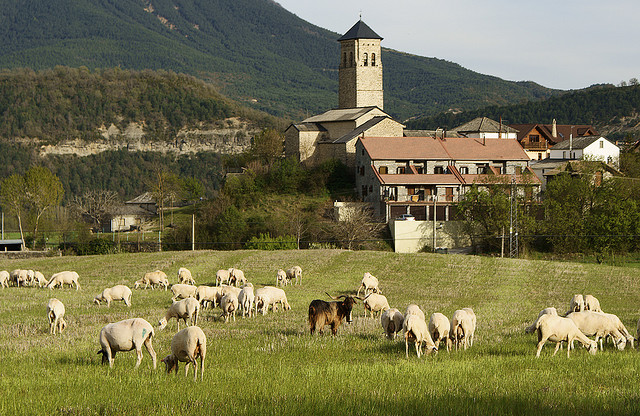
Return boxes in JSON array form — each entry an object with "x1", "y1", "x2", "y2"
[
  {"x1": 432, "y1": 194, "x2": 437, "y2": 251},
  {"x1": 192, "y1": 214, "x2": 195, "y2": 251},
  {"x1": 509, "y1": 177, "x2": 518, "y2": 258}
]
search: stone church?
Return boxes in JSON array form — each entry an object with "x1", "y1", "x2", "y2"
[{"x1": 284, "y1": 20, "x2": 404, "y2": 168}]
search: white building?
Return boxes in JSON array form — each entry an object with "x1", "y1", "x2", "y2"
[{"x1": 548, "y1": 135, "x2": 620, "y2": 167}]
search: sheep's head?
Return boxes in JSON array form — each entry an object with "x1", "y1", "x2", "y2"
[
  {"x1": 59, "y1": 318, "x2": 67, "y2": 333},
  {"x1": 587, "y1": 341, "x2": 598, "y2": 355},
  {"x1": 93, "y1": 297, "x2": 101, "y2": 305},
  {"x1": 158, "y1": 318, "x2": 168, "y2": 330},
  {"x1": 160, "y1": 355, "x2": 178, "y2": 373}
]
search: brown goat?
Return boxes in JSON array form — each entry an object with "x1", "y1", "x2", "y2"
[{"x1": 308, "y1": 293, "x2": 359, "y2": 335}]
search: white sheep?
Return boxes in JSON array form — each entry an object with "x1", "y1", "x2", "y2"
[
  {"x1": 534, "y1": 314, "x2": 597, "y2": 358},
  {"x1": 404, "y1": 304, "x2": 426, "y2": 322},
  {"x1": 429, "y1": 312, "x2": 451, "y2": 352},
  {"x1": 25, "y1": 270, "x2": 35, "y2": 286},
  {"x1": 276, "y1": 269, "x2": 288, "y2": 287},
  {"x1": 238, "y1": 283, "x2": 255, "y2": 317},
  {"x1": 403, "y1": 314, "x2": 437, "y2": 358},
  {"x1": 161, "y1": 326, "x2": 206, "y2": 381},
  {"x1": 600, "y1": 312, "x2": 634, "y2": 348},
  {"x1": 0, "y1": 270, "x2": 9, "y2": 289},
  {"x1": 363, "y1": 293, "x2": 390, "y2": 318},
  {"x1": 46, "y1": 298, "x2": 66, "y2": 335},
  {"x1": 216, "y1": 269, "x2": 231, "y2": 286},
  {"x1": 568, "y1": 294, "x2": 585, "y2": 314},
  {"x1": 525, "y1": 307, "x2": 559, "y2": 334},
  {"x1": 11, "y1": 269, "x2": 29, "y2": 287},
  {"x1": 97, "y1": 318, "x2": 157, "y2": 368},
  {"x1": 33, "y1": 271, "x2": 48, "y2": 288},
  {"x1": 255, "y1": 286, "x2": 291, "y2": 315},
  {"x1": 46, "y1": 271, "x2": 80, "y2": 290},
  {"x1": 450, "y1": 309, "x2": 476, "y2": 351},
  {"x1": 94, "y1": 285, "x2": 132, "y2": 307},
  {"x1": 380, "y1": 308, "x2": 404, "y2": 340},
  {"x1": 583, "y1": 295, "x2": 602, "y2": 312},
  {"x1": 566, "y1": 311, "x2": 626, "y2": 351},
  {"x1": 137, "y1": 270, "x2": 169, "y2": 290},
  {"x1": 356, "y1": 272, "x2": 380, "y2": 297},
  {"x1": 462, "y1": 307, "x2": 477, "y2": 347},
  {"x1": 195, "y1": 285, "x2": 223, "y2": 309},
  {"x1": 220, "y1": 293, "x2": 238, "y2": 323},
  {"x1": 285, "y1": 266, "x2": 302, "y2": 286},
  {"x1": 221, "y1": 284, "x2": 242, "y2": 298},
  {"x1": 158, "y1": 298, "x2": 200, "y2": 331},
  {"x1": 229, "y1": 268, "x2": 247, "y2": 287},
  {"x1": 170, "y1": 284, "x2": 198, "y2": 301},
  {"x1": 177, "y1": 268, "x2": 196, "y2": 285}
]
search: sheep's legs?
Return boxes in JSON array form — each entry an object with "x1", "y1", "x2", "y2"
[
  {"x1": 144, "y1": 338, "x2": 157, "y2": 369},
  {"x1": 552, "y1": 342, "x2": 561, "y2": 356}
]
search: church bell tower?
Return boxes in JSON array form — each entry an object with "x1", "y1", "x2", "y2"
[{"x1": 338, "y1": 20, "x2": 384, "y2": 109}]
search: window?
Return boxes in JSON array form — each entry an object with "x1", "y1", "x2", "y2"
[
  {"x1": 396, "y1": 167, "x2": 405, "y2": 174},
  {"x1": 599, "y1": 140, "x2": 604, "y2": 148},
  {"x1": 361, "y1": 185, "x2": 368, "y2": 197},
  {"x1": 515, "y1": 166, "x2": 522, "y2": 175},
  {"x1": 459, "y1": 167, "x2": 468, "y2": 174},
  {"x1": 434, "y1": 166, "x2": 444, "y2": 174},
  {"x1": 379, "y1": 166, "x2": 388, "y2": 174},
  {"x1": 359, "y1": 166, "x2": 365, "y2": 176},
  {"x1": 342, "y1": 52, "x2": 347, "y2": 67},
  {"x1": 477, "y1": 166, "x2": 487, "y2": 174},
  {"x1": 415, "y1": 167, "x2": 423, "y2": 174},
  {"x1": 371, "y1": 53, "x2": 376, "y2": 66},
  {"x1": 349, "y1": 52, "x2": 354, "y2": 66},
  {"x1": 363, "y1": 52, "x2": 368, "y2": 66},
  {"x1": 530, "y1": 134, "x2": 540, "y2": 143}
]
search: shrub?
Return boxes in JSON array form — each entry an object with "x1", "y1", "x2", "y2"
[{"x1": 244, "y1": 233, "x2": 297, "y2": 250}]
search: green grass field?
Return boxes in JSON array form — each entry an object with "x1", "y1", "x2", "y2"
[{"x1": 1, "y1": 250, "x2": 640, "y2": 415}]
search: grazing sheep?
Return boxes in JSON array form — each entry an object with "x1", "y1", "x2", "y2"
[
  {"x1": 137, "y1": 270, "x2": 169, "y2": 290},
  {"x1": 255, "y1": 286, "x2": 291, "y2": 315},
  {"x1": 363, "y1": 293, "x2": 390, "y2": 318},
  {"x1": 25, "y1": 270, "x2": 35, "y2": 286},
  {"x1": 221, "y1": 284, "x2": 242, "y2": 298},
  {"x1": 46, "y1": 271, "x2": 80, "y2": 290},
  {"x1": 195, "y1": 285, "x2": 223, "y2": 309},
  {"x1": 568, "y1": 294, "x2": 585, "y2": 314},
  {"x1": 46, "y1": 298, "x2": 66, "y2": 335},
  {"x1": 566, "y1": 311, "x2": 626, "y2": 351},
  {"x1": 404, "y1": 304, "x2": 426, "y2": 322},
  {"x1": 161, "y1": 326, "x2": 206, "y2": 381},
  {"x1": 33, "y1": 271, "x2": 48, "y2": 288},
  {"x1": 276, "y1": 269, "x2": 288, "y2": 287},
  {"x1": 535, "y1": 314, "x2": 597, "y2": 358},
  {"x1": 94, "y1": 285, "x2": 132, "y2": 307},
  {"x1": 11, "y1": 269, "x2": 29, "y2": 287},
  {"x1": 381, "y1": 308, "x2": 404, "y2": 340},
  {"x1": 238, "y1": 283, "x2": 255, "y2": 317},
  {"x1": 97, "y1": 318, "x2": 157, "y2": 368},
  {"x1": 177, "y1": 268, "x2": 196, "y2": 285},
  {"x1": 220, "y1": 293, "x2": 239, "y2": 323},
  {"x1": 285, "y1": 266, "x2": 302, "y2": 286},
  {"x1": 462, "y1": 308, "x2": 477, "y2": 347},
  {"x1": 583, "y1": 295, "x2": 602, "y2": 312},
  {"x1": 158, "y1": 298, "x2": 200, "y2": 331},
  {"x1": 600, "y1": 312, "x2": 634, "y2": 349},
  {"x1": 429, "y1": 312, "x2": 451, "y2": 352},
  {"x1": 403, "y1": 314, "x2": 437, "y2": 358},
  {"x1": 356, "y1": 272, "x2": 380, "y2": 297},
  {"x1": 525, "y1": 307, "x2": 559, "y2": 334},
  {"x1": 450, "y1": 309, "x2": 475, "y2": 351},
  {"x1": 170, "y1": 284, "x2": 198, "y2": 301},
  {"x1": 0, "y1": 271, "x2": 9, "y2": 289},
  {"x1": 216, "y1": 269, "x2": 232, "y2": 286},
  {"x1": 229, "y1": 268, "x2": 247, "y2": 287}
]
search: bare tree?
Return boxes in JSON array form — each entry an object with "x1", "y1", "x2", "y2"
[
  {"x1": 24, "y1": 166, "x2": 64, "y2": 247},
  {"x1": 330, "y1": 203, "x2": 384, "y2": 250},
  {"x1": 0, "y1": 174, "x2": 27, "y2": 248},
  {"x1": 149, "y1": 168, "x2": 181, "y2": 231},
  {"x1": 72, "y1": 190, "x2": 119, "y2": 230}
]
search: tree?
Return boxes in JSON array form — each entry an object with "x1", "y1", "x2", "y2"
[
  {"x1": 0, "y1": 174, "x2": 27, "y2": 248},
  {"x1": 250, "y1": 128, "x2": 284, "y2": 167},
  {"x1": 329, "y1": 203, "x2": 384, "y2": 250},
  {"x1": 24, "y1": 166, "x2": 64, "y2": 247},
  {"x1": 72, "y1": 189, "x2": 119, "y2": 230},
  {"x1": 149, "y1": 168, "x2": 181, "y2": 230}
]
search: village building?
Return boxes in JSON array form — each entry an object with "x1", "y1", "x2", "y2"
[{"x1": 510, "y1": 120, "x2": 598, "y2": 161}]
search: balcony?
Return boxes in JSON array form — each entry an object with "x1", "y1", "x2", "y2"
[
  {"x1": 385, "y1": 194, "x2": 460, "y2": 203},
  {"x1": 522, "y1": 143, "x2": 548, "y2": 151}
]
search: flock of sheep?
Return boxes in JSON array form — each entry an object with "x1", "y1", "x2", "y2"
[
  {"x1": 525, "y1": 293, "x2": 636, "y2": 357},
  {"x1": 2, "y1": 265, "x2": 303, "y2": 381},
  {"x1": 4, "y1": 264, "x2": 638, "y2": 382}
]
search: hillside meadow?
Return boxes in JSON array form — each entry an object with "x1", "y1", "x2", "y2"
[{"x1": 1, "y1": 249, "x2": 640, "y2": 415}]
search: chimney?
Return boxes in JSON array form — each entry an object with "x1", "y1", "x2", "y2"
[{"x1": 552, "y1": 119, "x2": 557, "y2": 138}]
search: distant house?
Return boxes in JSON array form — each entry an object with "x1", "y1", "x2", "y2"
[
  {"x1": 104, "y1": 204, "x2": 154, "y2": 232},
  {"x1": 530, "y1": 160, "x2": 623, "y2": 191},
  {"x1": 125, "y1": 192, "x2": 157, "y2": 214},
  {"x1": 454, "y1": 117, "x2": 518, "y2": 140},
  {"x1": 510, "y1": 121, "x2": 598, "y2": 161},
  {"x1": 355, "y1": 136, "x2": 540, "y2": 222},
  {"x1": 548, "y1": 135, "x2": 620, "y2": 167},
  {"x1": 285, "y1": 107, "x2": 404, "y2": 168}
]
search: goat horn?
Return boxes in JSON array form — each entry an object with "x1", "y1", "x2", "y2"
[{"x1": 325, "y1": 292, "x2": 339, "y2": 300}]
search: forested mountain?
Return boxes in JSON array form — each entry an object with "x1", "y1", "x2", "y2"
[
  {"x1": 0, "y1": 0, "x2": 558, "y2": 120},
  {"x1": 405, "y1": 84, "x2": 640, "y2": 141}
]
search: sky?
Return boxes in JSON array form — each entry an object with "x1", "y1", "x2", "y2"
[{"x1": 275, "y1": 0, "x2": 640, "y2": 90}]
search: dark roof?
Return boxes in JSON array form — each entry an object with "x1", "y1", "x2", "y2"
[
  {"x1": 331, "y1": 116, "x2": 389, "y2": 144},
  {"x1": 455, "y1": 117, "x2": 518, "y2": 134},
  {"x1": 287, "y1": 122, "x2": 327, "y2": 133},
  {"x1": 551, "y1": 135, "x2": 605, "y2": 150},
  {"x1": 126, "y1": 192, "x2": 156, "y2": 205},
  {"x1": 337, "y1": 20, "x2": 383, "y2": 41},
  {"x1": 509, "y1": 123, "x2": 598, "y2": 145}
]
